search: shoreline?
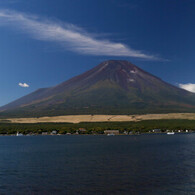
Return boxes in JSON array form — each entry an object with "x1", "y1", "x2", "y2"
[{"x1": 0, "y1": 132, "x2": 193, "y2": 136}]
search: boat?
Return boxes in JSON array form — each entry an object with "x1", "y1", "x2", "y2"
[
  {"x1": 167, "y1": 132, "x2": 175, "y2": 135},
  {"x1": 16, "y1": 132, "x2": 23, "y2": 136},
  {"x1": 107, "y1": 133, "x2": 115, "y2": 136}
]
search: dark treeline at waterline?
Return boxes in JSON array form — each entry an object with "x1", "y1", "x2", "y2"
[{"x1": 0, "y1": 119, "x2": 195, "y2": 135}]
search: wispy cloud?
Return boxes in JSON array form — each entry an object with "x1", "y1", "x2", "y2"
[
  {"x1": 0, "y1": 9, "x2": 161, "y2": 60},
  {"x1": 179, "y1": 83, "x2": 195, "y2": 93},
  {"x1": 19, "y1": 82, "x2": 29, "y2": 88}
]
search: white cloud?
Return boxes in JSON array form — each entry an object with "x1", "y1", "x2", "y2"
[
  {"x1": 0, "y1": 9, "x2": 160, "y2": 60},
  {"x1": 179, "y1": 83, "x2": 195, "y2": 93},
  {"x1": 19, "y1": 82, "x2": 29, "y2": 88}
]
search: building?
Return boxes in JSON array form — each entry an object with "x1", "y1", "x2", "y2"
[
  {"x1": 78, "y1": 128, "x2": 87, "y2": 134},
  {"x1": 104, "y1": 130, "x2": 119, "y2": 135},
  {"x1": 51, "y1": 130, "x2": 57, "y2": 135},
  {"x1": 152, "y1": 129, "x2": 161, "y2": 133},
  {"x1": 79, "y1": 128, "x2": 86, "y2": 132},
  {"x1": 124, "y1": 131, "x2": 128, "y2": 135}
]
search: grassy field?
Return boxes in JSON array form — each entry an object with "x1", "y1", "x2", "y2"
[{"x1": 1, "y1": 113, "x2": 195, "y2": 123}]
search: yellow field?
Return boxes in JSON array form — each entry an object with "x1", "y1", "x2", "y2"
[{"x1": 2, "y1": 113, "x2": 195, "y2": 123}]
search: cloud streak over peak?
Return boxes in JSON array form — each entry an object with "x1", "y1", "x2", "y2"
[{"x1": 0, "y1": 9, "x2": 159, "y2": 60}]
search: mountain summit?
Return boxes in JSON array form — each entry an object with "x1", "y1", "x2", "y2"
[{"x1": 1, "y1": 60, "x2": 195, "y2": 117}]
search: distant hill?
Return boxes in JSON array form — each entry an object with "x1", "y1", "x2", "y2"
[{"x1": 1, "y1": 60, "x2": 195, "y2": 117}]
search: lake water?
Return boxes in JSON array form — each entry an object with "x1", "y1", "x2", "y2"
[{"x1": 0, "y1": 134, "x2": 194, "y2": 194}]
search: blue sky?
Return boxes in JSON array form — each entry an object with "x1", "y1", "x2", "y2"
[{"x1": 0, "y1": 0, "x2": 195, "y2": 106}]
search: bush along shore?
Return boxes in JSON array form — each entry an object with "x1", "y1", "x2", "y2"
[{"x1": 0, "y1": 119, "x2": 194, "y2": 135}]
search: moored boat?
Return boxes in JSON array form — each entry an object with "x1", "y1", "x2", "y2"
[
  {"x1": 167, "y1": 132, "x2": 175, "y2": 135},
  {"x1": 107, "y1": 133, "x2": 115, "y2": 136}
]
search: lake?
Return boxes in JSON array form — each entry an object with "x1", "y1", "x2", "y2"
[{"x1": 0, "y1": 134, "x2": 194, "y2": 194}]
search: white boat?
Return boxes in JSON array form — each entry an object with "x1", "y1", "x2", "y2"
[
  {"x1": 167, "y1": 132, "x2": 175, "y2": 135},
  {"x1": 107, "y1": 133, "x2": 115, "y2": 136},
  {"x1": 16, "y1": 132, "x2": 23, "y2": 136}
]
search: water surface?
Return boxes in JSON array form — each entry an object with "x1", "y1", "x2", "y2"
[{"x1": 0, "y1": 134, "x2": 194, "y2": 194}]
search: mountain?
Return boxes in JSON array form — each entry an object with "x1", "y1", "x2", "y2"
[{"x1": 1, "y1": 60, "x2": 195, "y2": 117}]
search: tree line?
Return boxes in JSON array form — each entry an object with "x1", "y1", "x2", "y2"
[{"x1": 0, "y1": 119, "x2": 195, "y2": 135}]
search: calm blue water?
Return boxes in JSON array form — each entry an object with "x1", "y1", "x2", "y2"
[{"x1": 0, "y1": 134, "x2": 194, "y2": 194}]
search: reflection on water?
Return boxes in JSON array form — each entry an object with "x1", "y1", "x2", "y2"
[{"x1": 0, "y1": 134, "x2": 194, "y2": 194}]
